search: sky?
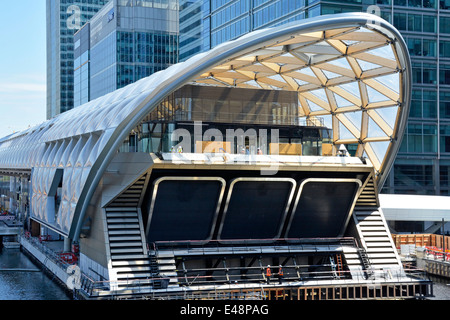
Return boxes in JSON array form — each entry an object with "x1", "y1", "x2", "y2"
[{"x1": 0, "y1": 1, "x2": 47, "y2": 139}]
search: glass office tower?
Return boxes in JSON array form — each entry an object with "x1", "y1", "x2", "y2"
[
  {"x1": 46, "y1": 0, "x2": 108, "y2": 119},
  {"x1": 179, "y1": 0, "x2": 450, "y2": 196},
  {"x1": 179, "y1": 0, "x2": 203, "y2": 61},
  {"x1": 87, "y1": 0, "x2": 179, "y2": 100},
  {"x1": 74, "y1": 23, "x2": 91, "y2": 107}
]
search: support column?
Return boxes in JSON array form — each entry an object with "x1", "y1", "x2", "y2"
[{"x1": 64, "y1": 237, "x2": 72, "y2": 253}]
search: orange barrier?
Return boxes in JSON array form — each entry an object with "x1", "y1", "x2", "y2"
[{"x1": 392, "y1": 234, "x2": 450, "y2": 251}]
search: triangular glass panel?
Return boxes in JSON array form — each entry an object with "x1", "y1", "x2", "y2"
[
  {"x1": 327, "y1": 57, "x2": 352, "y2": 70},
  {"x1": 296, "y1": 41, "x2": 341, "y2": 55},
  {"x1": 338, "y1": 120, "x2": 357, "y2": 140},
  {"x1": 322, "y1": 69, "x2": 342, "y2": 79},
  {"x1": 367, "y1": 116, "x2": 389, "y2": 138},
  {"x1": 333, "y1": 92, "x2": 354, "y2": 108},
  {"x1": 306, "y1": 99, "x2": 326, "y2": 112},
  {"x1": 371, "y1": 106, "x2": 398, "y2": 130},
  {"x1": 321, "y1": 114, "x2": 333, "y2": 130},
  {"x1": 298, "y1": 67, "x2": 316, "y2": 77},
  {"x1": 309, "y1": 88, "x2": 327, "y2": 101},
  {"x1": 368, "y1": 140, "x2": 390, "y2": 164},
  {"x1": 296, "y1": 79, "x2": 309, "y2": 86},
  {"x1": 366, "y1": 45, "x2": 396, "y2": 61},
  {"x1": 367, "y1": 85, "x2": 391, "y2": 103},
  {"x1": 345, "y1": 110, "x2": 362, "y2": 132},
  {"x1": 357, "y1": 59, "x2": 382, "y2": 71},
  {"x1": 339, "y1": 82, "x2": 360, "y2": 99},
  {"x1": 374, "y1": 74, "x2": 400, "y2": 94},
  {"x1": 268, "y1": 74, "x2": 285, "y2": 82}
]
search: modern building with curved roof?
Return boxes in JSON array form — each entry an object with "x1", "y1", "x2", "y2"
[{"x1": 0, "y1": 13, "x2": 432, "y2": 299}]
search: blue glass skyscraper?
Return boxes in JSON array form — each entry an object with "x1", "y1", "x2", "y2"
[
  {"x1": 73, "y1": 0, "x2": 179, "y2": 103},
  {"x1": 46, "y1": 0, "x2": 108, "y2": 119}
]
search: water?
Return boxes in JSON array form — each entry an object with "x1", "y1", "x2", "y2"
[{"x1": 0, "y1": 247, "x2": 71, "y2": 300}]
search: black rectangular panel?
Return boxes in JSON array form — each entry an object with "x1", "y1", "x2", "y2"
[
  {"x1": 219, "y1": 179, "x2": 295, "y2": 240},
  {"x1": 286, "y1": 180, "x2": 360, "y2": 238},
  {"x1": 146, "y1": 178, "x2": 224, "y2": 242}
]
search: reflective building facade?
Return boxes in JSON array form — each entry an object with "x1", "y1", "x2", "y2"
[
  {"x1": 46, "y1": 0, "x2": 108, "y2": 119},
  {"x1": 180, "y1": 0, "x2": 450, "y2": 198},
  {"x1": 88, "y1": 0, "x2": 179, "y2": 101},
  {"x1": 74, "y1": 23, "x2": 91, "y2": 107}
]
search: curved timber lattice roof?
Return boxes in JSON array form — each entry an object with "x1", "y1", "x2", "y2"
[
  {"x1": 193, "y1": 21, "x2": 406, "y2": 177},
  {"x1": 0, "y1": 13, "x2": 410, "y2": 238}
]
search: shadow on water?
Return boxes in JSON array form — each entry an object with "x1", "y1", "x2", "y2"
[{"x1": 0, "y1": 247, "x2": 71, "y2": 300}]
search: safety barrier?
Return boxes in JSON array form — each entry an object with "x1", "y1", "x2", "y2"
[
  {"x1": 393, "y1": 234, "x2": 450, "y2": 252},
  {"x1": 73, "y1": 265, "x2": 430, "y2": 300},
  {"x1": 424, "y1": 246, "x2": 450, "y2": 261}
]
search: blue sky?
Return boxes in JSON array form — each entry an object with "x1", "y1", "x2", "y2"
[{"x1": 0, "y1": 1, "x2": 47, "y2": 139}]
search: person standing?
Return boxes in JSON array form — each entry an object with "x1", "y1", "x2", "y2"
[
  {"x1": 278, "y1": 265, "x2": 284, "y2": 284},
  {"x1": 265, "y1": 265, "x2": 272, "y2": 284}
]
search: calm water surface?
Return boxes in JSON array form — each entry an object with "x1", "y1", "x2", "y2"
[{"x1": 0, "y1": 247, "x2": 71, "y2": 300}]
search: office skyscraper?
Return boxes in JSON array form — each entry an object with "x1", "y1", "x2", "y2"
[
  {"x1": 179, "y1": 0, "x2": 450, "y2": 197},
  {"x1": 73, "y1": 0, "x2": 179, "y2": 105},
  {"x1": 46, "y1": 0, "x2": 108, "y2": 119},
  {"x1": 92, "y1": 0, "x2": 178, "y2": 100}
]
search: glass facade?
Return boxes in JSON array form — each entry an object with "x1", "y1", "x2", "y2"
[
  {"x1": 120, "y1": 85, "x2": 332, "y2": 156},
  {"x1": 74, "y1": 23, "x2": 91, "y2": 107},
  {"x1": 88, "y1": 0, "x2": 179, "y2": 100},
  {"x1": 179, "y1": 0, "x2": 450, "y2": 196},
  {"x1": 179, "y1": 0, "x2": 203, "y2": 61},
  {"x1": 46, "y1": 0, "x2": 108, "y2": 118}
]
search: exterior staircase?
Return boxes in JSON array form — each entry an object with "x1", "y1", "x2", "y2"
[
  {"x1": 343, "y1": 174, "x2": 404, "y2": 280},
  {"x1": 103, "y1": 173, "x2": 161, "y2": 292},
  {"x1": 152, "y1": 252, "x2": 179, "y2": 288},
  {"x1": 105, "y1": 207, "x2": 156, "y2": 290}
]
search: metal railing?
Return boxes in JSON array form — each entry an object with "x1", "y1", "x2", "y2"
[
  {"x1": 151, "y1": 237, "x2": 358, "y2": 255},
  {"x1": 20, "y1": 234, "x2": 76, "y2": 269},
  {"x1": 19, "y1": 234, "x2": 431, "y2": 300},
  {"x1": 72, "y1": 265, "x2": 430, "y2": 300}
]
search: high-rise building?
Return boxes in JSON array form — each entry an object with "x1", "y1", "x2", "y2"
[
  {"x1": 46, "y1": 0, "x2": 108, "y2": 119},
  {"x1": 180, "y1": 0, "x2": 450, "y2": 197},
  {"x1": 73, "y1": 0, "x2": 179, "y2": 104},
  {"x1": 74, "y1": 23, "x2": 91, "y2": 107},
  {"x1": 179, "y1": 0, "x2": 203, "y2": 61}
]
